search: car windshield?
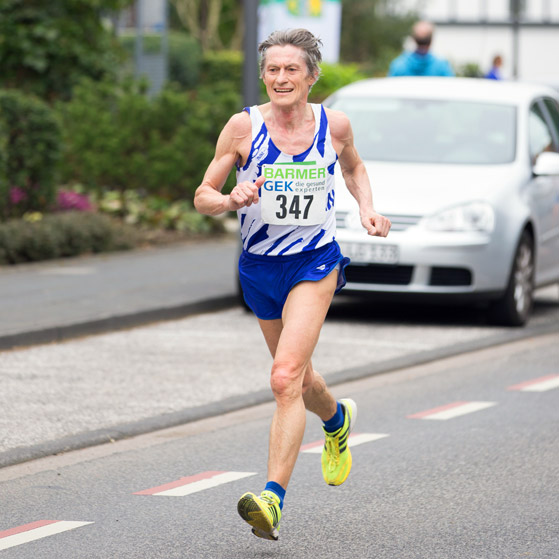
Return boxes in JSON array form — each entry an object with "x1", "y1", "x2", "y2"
[{"x1": 328, "y1": 97, "x2": 517, "y2": 164}]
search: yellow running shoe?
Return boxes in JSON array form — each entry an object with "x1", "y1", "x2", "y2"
[
  {"x1": 321, "y1": 398, "x2": 357, "y2": 486},
  {"x1": 237, "y1": 490, "x2": 281, "y2": 541}
]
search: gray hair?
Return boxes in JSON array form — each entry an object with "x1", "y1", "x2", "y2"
[{"x1": 258, "y1": 28, "x2": 323, "y2": 80}]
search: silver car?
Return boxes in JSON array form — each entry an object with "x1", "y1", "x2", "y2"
[{"x1": 326, "y1": 77, "x2": 559, "y2": 326}]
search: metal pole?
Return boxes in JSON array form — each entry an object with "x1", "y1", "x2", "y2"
[
  {"x1": 511, "y1": 0, "x2": 520, "y2": 79},
  {"x1": 161, "y1": 0, "x2": 169, "y2": 84},
  {"x1": 134, "y1": 0, "x2": 144, "y2": 79},
  {"x1": 243, "y1": 0, "x2": 259, "y2": 107}
]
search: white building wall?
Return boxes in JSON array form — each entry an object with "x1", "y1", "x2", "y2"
[
  {"x1": 394, "y1": 0, "x2": 559, "y2": 81},
  {"x1": 434, "y1": 26, "x2": 559, "y2": 80}
]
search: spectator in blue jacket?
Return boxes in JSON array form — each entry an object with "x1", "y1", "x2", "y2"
[
  {"x1": 388, "y1": 21, "x2": 454, "y2": 77},
  {"x1": 485, "y1": 55, "x2": 503, "y2": 80}
]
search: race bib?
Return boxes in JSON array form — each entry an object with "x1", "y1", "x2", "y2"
[{"x1": 260, "y1": 162, "x2": 328, "y2": 226}]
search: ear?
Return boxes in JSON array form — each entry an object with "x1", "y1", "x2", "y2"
[{"x1": 308, "y1": 70, "x2": 319, "y2": 87}]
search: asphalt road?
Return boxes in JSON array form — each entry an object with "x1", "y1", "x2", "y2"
[
  {"x1": 1, "y1": 285, "x2": 557, "y2": 469},
  {"x1": 1, "y1": 333, "x2": 557, "y2": 558}
]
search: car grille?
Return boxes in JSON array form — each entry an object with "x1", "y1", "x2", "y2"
[
  {"x1": 336, "y1": 212, "x2": 422, "y2": 232},
  {"x1": 429, "y1": 267, "x2": 473, "y2": 286},
  {"x1": 345, "y1": 264, "x2": 414, "y2": 285}
]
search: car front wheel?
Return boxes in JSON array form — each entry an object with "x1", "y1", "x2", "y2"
[{"x1": 489, "y1": 230, "x2": 535, "y2": 327}]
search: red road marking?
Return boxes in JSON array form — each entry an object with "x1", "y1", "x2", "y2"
[
  {"x1": 134, "y1": 471, "x2": 225, "y2": 495},
  {"x1": 407, "y1": 401, "x2": 468, "y2": 419},
  {"x1": 0, "y1": 520, "x2": 59, "y2": 539},
  {"x1": 508, "y1": 374, "x2": 559, "y2": 391}
]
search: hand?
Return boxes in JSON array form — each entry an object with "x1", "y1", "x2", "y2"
[
  {"x1": 361, "y1": 211, "x2": 391, "y2": 237},
  {"x1": 227, "y1": 176, "x2": 264, "y2": 211}
]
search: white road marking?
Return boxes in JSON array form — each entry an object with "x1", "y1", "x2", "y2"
[
  {"x1": 508, "y1": 374, "x2": 559, "y2": 392},
  {"x1": 300, "y1": 433, "x2": 390, "y2": 453},
  {"x1": 0, "y1": 520, "x2": 93, "y2": 551},
  {"x1": 134, "y1": 471, "x2": 257, "y2": 497},
  {"x1": 407, "y1": 401, "x2": 497, "y2": 420}
]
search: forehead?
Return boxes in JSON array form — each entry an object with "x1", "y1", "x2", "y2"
[{"x1": 264, "y1": 44, "x2": 306, "y2": 67}]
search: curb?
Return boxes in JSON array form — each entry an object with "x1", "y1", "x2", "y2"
[
  {"x1": 0, "y1": 294, "x2": 238, "y2": 351},
  {"x1": 1, "y1": 317, "x2": 556, "y2": 469}
]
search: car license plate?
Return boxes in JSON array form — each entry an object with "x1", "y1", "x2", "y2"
[{"x1": 340, "y1": 242, "x2": 399, "y2": 264}]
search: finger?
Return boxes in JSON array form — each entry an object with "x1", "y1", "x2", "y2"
[{"x1": 251, "y1": 178, "x2": 262, "y2": 204}]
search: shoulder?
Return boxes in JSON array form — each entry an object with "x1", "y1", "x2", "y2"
[
  {"x1": 388, "y1": 52, "x2": 411, "y2": 75},
  {"x1": 214, "y1": 109, "x2": 253, "y2": 162},
  {"x1": 324, "y1": 107, "x2": 352, "y2": 141},
  {"x1": 430, "y1": 55, "x2": 454, "y2": 76},
  {"x1": 224, "y1": 109, "x2": 252, "y2": 139}
]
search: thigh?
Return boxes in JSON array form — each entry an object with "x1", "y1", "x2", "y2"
[
  {"x1": 273, "y1": 270, "x2": 338, "y2": 369},
  {"x1": 258, "y1": 318, "x2": 283, "y2": 358}
]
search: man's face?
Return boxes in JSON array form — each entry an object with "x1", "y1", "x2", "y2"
[{"x1": 262, "y1": 45, "x2": 316, "y2": 106}]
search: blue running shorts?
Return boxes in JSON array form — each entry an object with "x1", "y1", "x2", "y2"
[{"x1": 238, "y1": 241, "x2": 350, "y2": 320}]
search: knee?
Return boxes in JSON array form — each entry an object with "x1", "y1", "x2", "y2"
[{"x1": 270, "y1": 361, "x2": 303, "y2": 401}]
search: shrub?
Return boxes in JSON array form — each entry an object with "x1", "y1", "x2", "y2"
[
  {"x1": 309, "y1": 62, "x2": 368, "y2": 103},
  {"x1": 56, "y1": 78, "x2": 241, "y2": 203},
  {"x1": 0, "y1": 0, "x2": 133, "y2": 102},
  {"x1": 0, "y1": 89, "x2": 62, "y2": 220},
  {"x1": 200, "y1": 50, "x2": 243, "y2": 92},
  {"x1": 0, "y1": 212, "x2": 138, "y2": 265},
  {"x1": 92, "y1": 189, "x2": 223, "y2": 234}
]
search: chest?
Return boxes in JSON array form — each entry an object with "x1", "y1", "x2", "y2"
[{"x1": 265, "y1": 120, "x2": 316, "y2": 156}]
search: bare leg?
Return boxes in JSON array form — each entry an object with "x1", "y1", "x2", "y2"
[{"x1": 257, "y1": 271, "x2": 339, "y2": 489}]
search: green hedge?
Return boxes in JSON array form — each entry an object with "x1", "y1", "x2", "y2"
[
  {"x1": 0, "y1": 89, "x2": 61, "y2": 220},
  {"x1": 309, "y1": 62, "x2": 368, "y2": 103},
  {"x1": 201, "y1": 50, "x2": 243, "y2": 92},
  {"x1": 56, "y1": 77, "x2": 240, "y2": 203},
  {"x1": 0, "y1": 212, "x2": 138, "y2": 264}
]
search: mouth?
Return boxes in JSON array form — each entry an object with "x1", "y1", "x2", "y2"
[{"x1": 274, "y1": 88, "x2": 294, "y2": 94}]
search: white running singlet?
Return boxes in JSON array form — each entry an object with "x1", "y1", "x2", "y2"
[{"x1": 236, "y1": 104, "x2": 338, "y2": 256}]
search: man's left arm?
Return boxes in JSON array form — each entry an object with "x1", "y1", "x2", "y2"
[{"x1": 328, "y1": 109, "x2": 391, "y2": 237}]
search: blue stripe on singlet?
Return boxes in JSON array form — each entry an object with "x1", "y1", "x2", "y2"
[
  {"x1": 242, "y1": 121, "x2": 269, "y2": 171},
  {"x1": 302, "y1": 229, "x2": 326, "y2": 251},
  {"x1": 316, "y1": 106, "x2": 328, "y2": 157},
  {"x1": 293, "y1": 144, "x2": 313, "y2": 163},
  {"x1": 278, "y1": 238, "x2": 303, "y2": 255},
  {"x1": 246, "y1": 224, "x2": 270, "y2": 250},
  {"x1": 264, "y1": 231, "x2": 293, "y2": 255}
]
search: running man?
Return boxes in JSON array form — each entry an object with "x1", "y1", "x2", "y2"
[{"x1": 194, "y1": 28, "x2": 391, "y2": 540}]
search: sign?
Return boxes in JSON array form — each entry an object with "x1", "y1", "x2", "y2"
[{"x1": 259, "y1": 0, "x2": 342, "y2": 63}]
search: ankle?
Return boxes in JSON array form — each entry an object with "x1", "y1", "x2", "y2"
[{"x1": 264, "y1": 481, "x2": 286, "y2": 510}]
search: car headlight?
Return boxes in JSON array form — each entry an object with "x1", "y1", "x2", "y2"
[{"x1": 424, "y1": 202, "x2": 495, "y2": 233}]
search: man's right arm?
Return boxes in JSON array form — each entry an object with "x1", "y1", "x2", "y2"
[{"x1": 194, "y1": 112, "x2": 262, "y2": 216}]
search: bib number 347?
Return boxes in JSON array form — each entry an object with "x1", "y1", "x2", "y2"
[{"x1": 260, "y1": 162, "x2": 328, "y2": 226}]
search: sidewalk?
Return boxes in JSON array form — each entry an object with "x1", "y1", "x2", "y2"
[{"x1": 0, "y1": 236, "x2": 239, "y2": 351}]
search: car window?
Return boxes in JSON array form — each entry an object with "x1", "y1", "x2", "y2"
[
  {"x1": 328, "y1": 97, "x2": 516, "y2": 164},
  {"x1": 542, "y1": 98, "x2": 559, "y2": 147},
  {"x1": 529, "y1": 103, "x2": 555, "y2": 161}
]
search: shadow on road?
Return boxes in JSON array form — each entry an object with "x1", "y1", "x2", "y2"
[{"x1": 327, "y1": 291, "x2": 559, "y2": 328}]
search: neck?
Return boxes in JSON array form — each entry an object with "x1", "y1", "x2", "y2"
[{"x1": 269, "y1": 101, "x2": 312, "y2": 132}]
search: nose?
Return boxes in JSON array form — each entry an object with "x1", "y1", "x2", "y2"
[{"x1": 277, "y1": 68, "x2": 289, "y2": 82}]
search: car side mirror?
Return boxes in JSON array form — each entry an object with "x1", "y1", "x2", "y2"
[{"x1": 533, "y1": 151, "x2": 559, "y2": 176}]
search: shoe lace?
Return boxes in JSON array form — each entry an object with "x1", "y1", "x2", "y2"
[
  {"x1": 260, "y1": 493, "x2": 280, "y2": 526},
  {"x1": 325, "y1": 431, "x2": 340, "y2": 467}
]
